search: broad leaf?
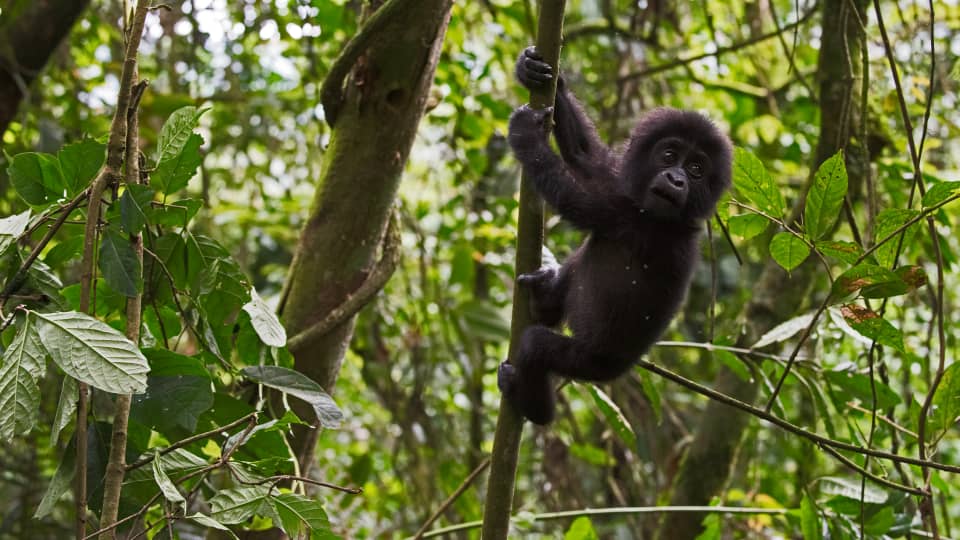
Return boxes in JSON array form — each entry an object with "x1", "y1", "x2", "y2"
[
  {"x1": 152, "y1": 133, "x2": 204, "y2": 194},
  {"x1": 732, "y1": 147, "x2": 785, "y2": 219},
  {"x1": 99, "y1": 227, "x2": 142, "y2": 297},
  {"x1": 242, "y1": 366, "x2": 343, "y2": 429},
  {"x1": 804, "y1": 151, "x2": 847, "y2": 241},
  {"x1": 824, "y1": 369, "x2": 901, "y2": 410},
  {"x1": 9, "y1": 152, "x2": 65, "y2": 207},
  {"x1": 35, "y1": 446, "x2": 76, "y2": 518},
  {"x1": 131, "y1": 349, "x2": 213, "y2": 433},
  {"x1": 727, "y1": 213, "x2": 769, "y2": 240},
  {"x1": 922, "y1": 181, "x2": 960, "y2": 208},
  {"x1": 156, "y1": 105, "x2": 206, "y2": 162},
  {"x1": 187, "y1": 514, "x2": 239, "y2": 538},
  {"x1": 119, "y1": 184, "x2": 155, "y2": 235},
  {"x1": 815, "y1": 240, "x2": 862, "y2": 265},
  {"x1": 928, "y1": 362, "x2": 960, "y2": 441},
  {"x1": 210, "y1": 486, "x2": 273, "y2": 524},
  {"x1": 769, "y1": 232, "x2": 810, "y2": 271},
  {"x1": 33, "y1": 311, "x2": 149, "y2": 394},
  {"x1": 242, "y1": 289, "x2": 287, "y2": 347},
  {"x1": 831, "y1": 264, "x2": 907, "y2": 302},
  {"x1": 272, "y1": 493, "x2": 333, "y2": 539},
  {"x1": 586, "y1": 384, "x2": 636, "y2": 449},
  {"x1": 0, "y1": 315, "x2": 46, "y2": 440},
  {"x1": 57, "y1": 138, "x2": 105, "y2": 196},
  {"x1": 800, "y1": 493, "x2": 822, "y2": 540},
  {"x1": 820, "y1": 476, "x2": 886, "y2": 504},
  {"x1": 51, "y1": 375, "x2": 79, "y2": 445},
  {"x1": 753, "y1": 311, "x2": 816, "y2": 349},
  {"x1": 872, "y1": 209, "x2": 920, "y2": 268},
  {"x1": 840, "y1": 304, "x2": 906, "y2": 353},
  {"x1": 564, "y1": 516, "x2": 599, "y2": 540},
  {"x1": 152, "y1": 451, "x2": 186, "y2": 507}
]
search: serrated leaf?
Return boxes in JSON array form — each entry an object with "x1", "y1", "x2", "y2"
[
  {"x1": 156, "y1": 106, "x2": 205, "y2": 162},
  {"x1": 99, "y1": 228, "x2": 142, "y2": 297},
  {"x1": 57, "y1": 138, "x2": 105, "y2": 196},
  {"x1": 801, "y1": 493, "x2": 822, "y2": 540},
  {"x1": 727, "y1": 213, "x2": 769, "y2": 240},
  {"x1": 804, "y1": 152, "x2": 848, "y2": 241},
  {"x1": 922, "y1": 181, "x2": 960, "y2": 208},
  {"x1": 209, "y1": 486, "x2": 272, "y2": 524},
  {"x1": 586, "y1": 384, "x2": 636, "y2": 448},
  {"x1": 242, "y1": 289, "x2": 287, "y2": 347},
  {"x1": 839, "y1": 304, "x2": 906, "y2": 353},
  {"x1": 753, "y1": 311, "x2": 816, "y2": 349},
  {"x1": 873, "y1": 209, "x2": 920, "y2": 268},
  {"x1": 769, "y1": 232, "x2": 810, "y2": 271},
  {"x1": 51, "y1": 375, "x2": 78, "y2": 446},
  {"x1": 732, "y1": 147, "x2": 785, "y2": 219},
  {"x1": 815, "y1": 240, "x2": 862, "y2": 265},
  {"x1": 242, "y1": 366, "x2": 342, "y2": 428},
  {"x1": 152, "y1": 133, "x2": 204, "y2": 194},
  {"x1": 33, "y1": 310, "x2": 149, "y2": 394},
  {"x1": 0, "y1": 315, "x2": 46, "y2": 440},
  {"x1": 152, "y1": 451, "x2": 186, "y2": 507},
  {"x1": 9, "y1": 152, "x2": 65, "y2": 206},
  {"x1": 272, "y1": 493, "x2": 332, "y2": 538}
]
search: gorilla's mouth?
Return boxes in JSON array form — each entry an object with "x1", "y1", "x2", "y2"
[{"x1": 650, "y1": 186, "x2": 682, "y2": 207}]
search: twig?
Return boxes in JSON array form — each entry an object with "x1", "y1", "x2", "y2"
[
  {"x1": 414, "y1": 457, "x2": 491, "y2": 539},
  {"x1": 126, "y1": 412, "x2": 258, "y2": 471},
  {"x1": 248, "y1": 474, "x2": 363, "y2": 495}
]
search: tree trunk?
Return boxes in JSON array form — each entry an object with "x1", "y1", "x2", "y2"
[
  {"x1": 657, "y1": 1, "x2": 869, "y2": 538},
  {"x1": 279, "y1": 0, "x2": 454, "y2": 467},
  {"x1": 0, "y1": 0, "x2": 90, "y2": 133}
]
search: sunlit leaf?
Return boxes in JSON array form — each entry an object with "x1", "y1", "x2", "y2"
[
  {"x1": 769, "y1": 232, "x2": 810, "y2": 271},
  {"x1": 732, "y1": 147, "x2": 785, "y2": 219},
  {"x1": 804, "y1": 151, "x2": 847, "y2": 241}
]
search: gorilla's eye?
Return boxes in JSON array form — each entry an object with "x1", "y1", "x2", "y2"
[
  {"x1": 687, "y1": 161, "x2": 703, "y2": 178},
  {"x1": 662, "y1": 149, "x2": 678, "y2": 164}
]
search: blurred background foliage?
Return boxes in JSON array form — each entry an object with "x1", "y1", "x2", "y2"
[{"x1": 2, "y1": 0, "x2": 960, "y2": 538}]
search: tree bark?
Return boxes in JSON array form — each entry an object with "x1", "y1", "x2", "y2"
[
  {"x1": 0, "y1": 0, "x2": 91, "y2": 133},
  {"x1": 657, "y1": 1, "x2": 869, "y2": 538},
  {"x1": 279, "y1": 0, "x2": 454, "y2": 468}
]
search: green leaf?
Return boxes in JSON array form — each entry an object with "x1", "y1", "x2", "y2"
[
  {"x1": 131, "y1": 350, "x2": 213, "y2": 433},
  {"x1": 99, "y1": 228, "x2": 142, "y2": 297},
  {"x1": 57, "y1": 138, "x2": 105, "y2": 196},
  {"x1": 820, "y1": 476, "x2": 886, "y2": 504},
  {"x1": 564, "y1": 516, "x2": 599, "y2": 540},
  {"x1": 152, "y1": 451, "x2": 186, "y2": 507},
  {"x1": 145, "y1": 198, "x2": 202, "y2": 228},
  {"x1": 272, "y1": 493, "x2": 333, "y2": 539},
  {"x1": 824, "y1": 369, "x2": 901, "y2": 410},
  {"x1": 830, "y1": 264, "x2": 906, "y2": 302},
  {"x1": 752, "y1": 311, "x2": 816, "y2": 349},
  {"x1": 242, "y1": 366, "x2": 343, "y2": 428},
  {"x1": 922, "y1": 181, "x2": 960, "y2": 208},
  {"x1": 804, "y1": 151, "x2": 848, "y2": 241},
  {"x1": 800, "y1": 493, "x2": 822, "y2": 540},
  {"x1": 727, "y1": 213, "x2": 769, "y2": 240},
  {"x1": 928, "y1": 362, "x2": 960, "y2": 441},
  {"x1": 156, "y1": 105, "x2": 206, "y2": 162},
  {"x1": 9, "y1": 152, "x2": 65, "y2": 207},
  {"x1": 732, "y1": 147, "x2": 785, "y2": 219},
  {"x1": 815, "y1": 240, "x2": 862, "y2": 265},
  {"x1": 119, "y1": 184, "x2": 155, "y2": 234},
  {"x1": 458, "y1": 299, "x2": 510, "y2": 341},
  {"x1": 586, "y1": 384, "x2": 636, "y2": 449},
  {"x1": 186, "y1": 514, "x2": 238, "y2": 539},
  {"x1": 769, "y1": 232, "x2": 810, "y2": 271},
  {"x1": 242, "y1": 289, "x2": 287, "y2": 347},
  {"x1": 51, "y1": 375, "x2": 78, "y2": 446},
  {"x1": 34, "y1": 445, "x2": 76, "y2": 518},
  {"x1": 209, "y1": 486, "x2": 273, "y2": 524},
  {"x1": 872, "y1": 209, "x2": 920, "y2": 268},
  {"x1": 152, "y1": 133, "x2": 204, "y2": 194},
  {"x1": 33, "y1": 310, "x2": 149, "y2": 394},
  {"x1": 0, "y1": 315, "x2": 46, "y2": 440},
  {"x1": 839, "y1": 304, "x2": 906, "y2": 353},
  {"x1": 637, "y1": 369, "x2": 662, "y2": 424}
]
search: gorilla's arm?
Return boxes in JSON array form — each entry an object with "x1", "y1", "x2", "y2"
[
  {"x1": 508, "y1": 105, "x2": 628, "y2": 231},
  {"x1": 515, "y1": 47, "x2": 615, "y2": 183}
]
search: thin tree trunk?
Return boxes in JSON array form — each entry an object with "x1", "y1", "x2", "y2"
[
  {"x1": 481, "y1": 3, "x2": 566, "y2": 538},
  {"x1": 657, "y1": 1, "x2": 869, "y2": 538}
]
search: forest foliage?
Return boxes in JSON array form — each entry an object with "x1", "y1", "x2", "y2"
[{"x1": 0, "y1": 1, "x2": 959, "y2": 539}]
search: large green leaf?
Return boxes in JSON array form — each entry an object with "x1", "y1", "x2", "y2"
[
  {"x1": 824, "y1": 369, "x2": 901, "y2": 410},
  {"x1": 769, "y1": 232, "x2": 810, "y2": 271},
  {"x1": 57, "y1": 138, "x2": 105, "y2": 196},
  {"x1": 242, "y1": 366, "x2": 343, "y2": 429},
  {"x1": 130, "y1": 349, "x2": 213, "y2": 433},
  {"x1": 839, "y1": 304, "x2": 906, "y2": 353},
  {"x1": 830, "y1": 264, "x2": 906, "y2": 302},
  {"x1": 928, "y1": 362, "x2": 960, "y2": 441},
  {"x1": 0, "y1": 315, "x2": 46, "y2": 440},
  {"x1": 272, "y1": 493, "x2": 334, "y2": 539},
  {"x1": 752, "y1": 311, "x2": 816, "y2": 349},
  {"x1": 156, "y1": 105, "x2": 206, "y2": 162},
  {"x1": 9, "y1": 152, "x2": 65, "y2": 207},
  {"x1": 872, "y1": 209, "x2": 920, "y2": 268},
  {"x1": 99, "y1": 227, "x2": 142, "y2": 297},
  {"x1": 804, "y1": 152, "x2": 848, "y2": 241},
  {"x1": 152, "y1": 133, "x2": 204, "y2": 194},
  {"x1": 33, "y1": 311, "x2": 149, "y2": 394},
  {"x1": 921, "y1": 180, "x2": 960, "y2": 208},
  {"x1": 209, "y1": 486, "x2": 273, "y2": 524},
  {"x1": 800, "y1": 493, "x2": 822, "y2": 540},
  {"x1": 732, "y1": 147, "x2": 785, "y2": 219}
]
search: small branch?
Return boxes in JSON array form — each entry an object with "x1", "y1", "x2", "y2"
[
  {"x1": 655, "y1": 340, "x2": 809, "y2": 364},
  {"x1": 245, "y1": 474, "x2": 363, "y2": 495},
  {"x1": 287, "y1": 209, "x2": 401, "y2": 352},
  {"x1": 618, "y1": 6, "x2": 817, "y2": 83},
  {"x1": 414, "y1": 457, "x2": 491, "y2": 539},
  {"x1": 126, "y1": 412, "x2": 258, "y2": 471},
  {"x1": 319, "y1": 0, "x2": 415, "y2": 125}
]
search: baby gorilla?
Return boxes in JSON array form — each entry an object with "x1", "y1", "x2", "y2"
[{"x1": 498, "y1": 47, "x2": 733, "y2": 425}]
